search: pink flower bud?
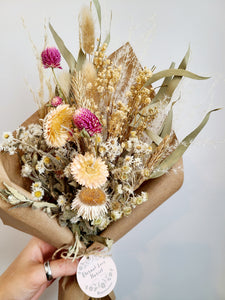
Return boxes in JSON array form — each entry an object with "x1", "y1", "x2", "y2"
[
  {"x1": 51, "y1": 96, "x2": 63, "y2": 107},
  {"x1": 73, "y1": 108, "x2": 102, "y2": 136},
  {"x1": 41, "y1": 47, "x2": 62, "y2": 69}
]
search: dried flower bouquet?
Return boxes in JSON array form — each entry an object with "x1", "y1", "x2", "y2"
[
  {"x1": 0, "y1": 0, "x2": 218, "y2": 298},
  {"x1": 0, "y1": 0, "x2": 217, "y2": 257}
]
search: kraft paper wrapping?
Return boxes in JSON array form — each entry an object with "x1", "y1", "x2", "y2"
[{"x1": 0, "y1": 43, "x2": 184, "y2": 299}]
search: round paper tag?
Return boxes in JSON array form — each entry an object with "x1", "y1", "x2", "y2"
[{"x1": 77, "y1": 254, "x2": 117, "y2": 298}]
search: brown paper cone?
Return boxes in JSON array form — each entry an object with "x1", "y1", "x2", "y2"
[{"x1": 0, "y1": 43, "x2": 184, "y2": 299}]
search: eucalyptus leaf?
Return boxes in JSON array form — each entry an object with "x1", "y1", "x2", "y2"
[
  {"x1": 150, "y1": 109, "x2": 220, "y2": 178},
  {"x1": 145, "y1": 69, "x2": 209, "y2": 87},
  {"x1": 0, "y1": 192, "x2": 12, "y2": 203},
  {"x1": 150, "y1": 47, "x2": 191, "y2": 106},
  {"x1": 160, "y1": 108, "x2": 173, "y2": 138},
  {"x1": 77, "y1": 48, "x2": 86, "y2": 71},
  {"x1": 178, "y1": 45, "x2": 191, "y2": 69},
  {"x1": 93, "y1": 0, "x2": 101, "y2": 29},
  {"x1": 151, "y1": 62, "x2": 175, "y2": 104},
  {"x1": 166, "y1": 46, "x2": 191, "y2": 99},
  {"x1": 103, "y1": 11, "x2": 112, "y2": 46},
  {"x1": 3, "y1": 183, "x2": 29, "y2": 202},
  {"x1": 10, "y1": 202, "x2": 32, "y2": 209},
  {"x1": 32, "y1": 201, "x2": 58, "y2": 210},
  {"x1": 49, "y1": 23, "x2": 76, "y2": 72},
  {"x1": 145, "y1": 129, "x2": 163, "y2": 145},
  {"x1": 93, "y1": 0, "x2": 102, "y2": 49}
]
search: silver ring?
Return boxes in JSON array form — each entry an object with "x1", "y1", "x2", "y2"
[{"x1": 44, "y1": 260, "x2": 53, "y2": 281}]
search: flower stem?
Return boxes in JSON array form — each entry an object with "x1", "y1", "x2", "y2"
[{"x1": 51, "y1": 68, "x2": 71, "y2": 105}]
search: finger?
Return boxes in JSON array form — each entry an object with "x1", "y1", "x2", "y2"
[
  {"x1": 26, "y1": 238, "x2": 57, "y2": 263},
  {"x1": 48, "y1": 258, "x2": 78, "y2": 279},
  {"x1": 33, "y1": 238, "x2": 57, "y2": 256}
]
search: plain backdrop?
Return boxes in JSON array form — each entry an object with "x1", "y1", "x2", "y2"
[{"x1": 0, "y1": 0, "x2": 225, "y2": 299}]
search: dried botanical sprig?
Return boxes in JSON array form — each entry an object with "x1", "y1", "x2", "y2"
[
  {"x1": 82, "y1": 60, "x2": 97, "y2": 84},
  {"x1": 70, "y1": 71, "x2": 86, "y2": 108},
  {"x1": 79, "y1": 6, "x2": 95, "y2": 54}
]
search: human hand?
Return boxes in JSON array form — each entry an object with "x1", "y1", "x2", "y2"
[{"x1": 0, "y1": 237, "x2": 78, "y2": 300}]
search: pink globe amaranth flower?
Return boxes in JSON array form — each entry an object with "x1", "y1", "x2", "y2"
[
  {"x1": 41, "y1": 47, "x2": 62, "y2": 69},
  {"x1": 73, "y1": 108, "x2": 102, "y2": 136},
  {"x1": 51, "y1": 96, "x2": 63, "y2": 107}
]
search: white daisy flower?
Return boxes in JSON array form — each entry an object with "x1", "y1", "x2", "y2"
[
  {"x1": 32, "y1": 187, "x2": 44, "y2": 201},
  {"x1": 144, "y1": 144, "x2": 152, "y2": 154},
  {"x1": 42, "y1": 156, "x2": 51, "y2": 166},
  {"x1": 2, "y1": 132, "x2": 13, "y2": 142},
  {"x1": 31, "y1": 181, "x2": 42, "y2": 190},
  {"x1": 8, "y1": 146, "x2": 16, "y2": 155},
  {"x1": 133, "y1": 157, "x2": 142, "y2": 167},
  {"x1": 111, "y1": 210, "x2": 122, "y2": 221},
  {"x1": 123, "y1": 206, "x2": 132, "y2": 216},
  {"x1": 98, "y1": 217, "x2": 110, "y2": 230},
  {"x1": 117, "y1": 184, "x2": 123, "y2": 194},
  {"x1": 16, "y1": 126, "x2": 25, "y2": 137},
  {"x1": 57, "y1": 195, "x2": 67, "y2": 207},
  {"x1": 21, "y1": 164, "x2": 32, "y2": 177},
  {"x1": 121, "y1": 165, "x2": 132, "y2": 174},
  {"x1": 123, "y1": 185, "x2": 134, "y2": 194},
  {"x1": 134, "y1": 196, "x2": 143, "y2": 205},
  {"x1": 124, "y1": 155, "x2": 133, "y2": 165},
  {"x1": 98, "y1": 145, "x2": 107, "y2": 157},
  {"x1": 19, "y1": 130, "x2": 32, "y2": 140},
  {"x1": 133, "y1": 143, "x2": 145, "y2": 153},
  {"x1": 92, "y1": 216, "x2": 110, "y2": 230},
  {"x1": 36, "y1": 160, "x2": 45, "y2": 174},
  {"x1": 126, "y1": 140, "x2": 133, "y2": 151}
]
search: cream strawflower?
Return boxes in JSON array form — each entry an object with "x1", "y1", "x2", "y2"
[
  {"x1": 71, "y1": 187, "x2": 108, "y2": 220},
  {"x1": 70, "y1": 153, "x2": 108, "y2": 188},
  {"x1": 43, "y1": 104, "x2": 73, "y2": 147}
]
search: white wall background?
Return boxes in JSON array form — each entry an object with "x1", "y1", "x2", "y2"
[{"x1": 0, "y1": 0, "x2": 225, "y2": 299}]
